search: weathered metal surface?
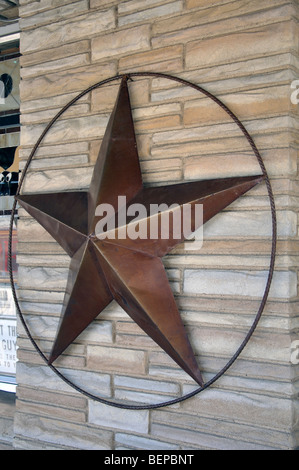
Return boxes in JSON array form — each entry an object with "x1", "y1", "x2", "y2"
[{"x1": 16, "y1": 76, "x2": 264, "y2": 386}]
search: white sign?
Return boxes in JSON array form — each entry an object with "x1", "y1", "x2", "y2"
[
  {"x1": 0, "y1": 288, "x2": 16, "y2": 317},
  {"x1": 0, "y1": 319, "x2": 17, "y2": 374}
]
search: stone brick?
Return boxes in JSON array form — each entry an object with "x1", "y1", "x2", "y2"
[
  {"x1": 20, "y1": 0, "x2": 89, "y2": 30},
  {"x1": 135, "y1": 114, "x2": 181, "y2": 133},
  {"x1": 91, "y1": 79, "x2": 150, "y2": 112},
  {"x1": 17, "y1": 219, "x2": 57, "y2": 244},
  {"x1": 21, "y1": 9, "x2": 116, "y2": 53},
  {"x1": 20, "y1": 92, "x2": 88, "y2": 115},
  {"x1": 141, "y1": 157, "x2": 181, "y2": 174},
  {"x1": 203, "y1": 210, "x2": 297, "y2": 238},
  {"x1": 17, "y1": 265, "x2": 68, "y2": 291},
  {"x1": 183, "y1": 85, "x2": 291, "y2": 125},
  {"x1": 21, "y1": 40, "x2": 90, "y2": 68},
  {"x1": 186, "y1": 0, "x2": 233, "y2": 8},
  {"x1": 114, "y1": 375, "x2": 180, "y2": 395},
  {"x1": 22, "y1": 112, "x2": 106, "y2": 148},
  {"x1": 152, "y1": 116, "x2": 294, "y2": 146},
  {"x1": 188, "y1": 325, "x2": 292, "y2": 364},
  {"x1": 89, "y1": 401, "x2": 149, "y2": 433},
  {"x1": 16, "y1": 397, "x2": 86, "y2": 423},
  {"x1": 153, "y1": 421, "x2": 278, "y2": 450},
  {"x1": 19, "y1": 154, "x2": 89, "y2": 171},
  {"x1": 20, "y1": 141, "x2": 89, "y2": 159},
  {"x1": 21, "y1": 54, "x2": 90, "y2": 80},
  {"x1": 186, "y1": 21, "x2": 298, "y2": 68},
  {"x1": 91, "y1": 25, "x2": 151, "y2": 62},
  {"x1": 183, "y1": 148, "x2": 297, "y2": 180},
  {"x1": 118, "y1": 0, "x2": 170, "y2": 15},
  {"x1": 0, "y1": 417, "x2": 14, "y2": 448},
  {"x1": 20, "y1": 0, "x2": 85, "y2": 17},
  {"x1": 183, "y1": 269, "x2": 297, "y2": 299},
  {"x1": 154, "y1": 0, "x2": 292, "y2": 35},
  {"x1": 179, "y1": 389, "x2": 294, "y2": 432},
  {"x1": 114, "y1": 388, "x2": 179, "y2": 406},
  {"x1": 20, "y1": 62, "x2": 116, "y2": 101},
  {"x1": 21, "y1": 167, "x2": 93, "y2": 193},
  {"x1": 118, "y1": 1, "x2": 183, "y2": 26},
  {"x1": 90, "y1": 0, "x2": 118, "y2": 8},
  {"x1": 153, "y1": 3, "x2": 294, "y2": 49},
  {"x1": 87, "y1": 345, "x2": 146, "y2": 374},
  {"x1": 20, "y1": 102, "x2": 90, "y2": 126},
  {"x1": 115, "y1": 432, "x2": 179, "y2": 450},
  {"x1": 119, "y1": 45, "x2": 183, "y2": 70},
  {"x1": 14, "y1": 413, "x2": 113, "y2": 450},
  {"x1": 17, "y1": 363, "x2": 112, "y2": 398}
]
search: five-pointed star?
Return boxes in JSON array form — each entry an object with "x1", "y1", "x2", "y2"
[{"x1": 16, "y1": 76, "x2": 264, "y2": 387}]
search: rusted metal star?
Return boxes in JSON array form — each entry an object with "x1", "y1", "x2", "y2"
[{"x1": 16, "y1": 76, "x2": 264, "y2": 386}]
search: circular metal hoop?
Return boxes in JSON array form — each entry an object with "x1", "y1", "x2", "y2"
[{"x1": 8, "y1": 72, "x2": 277, "y2": 410}]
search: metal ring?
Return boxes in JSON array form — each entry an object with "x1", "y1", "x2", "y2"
[{"x1": 8, "y1": 72, "x2": 277, "y2": 410}]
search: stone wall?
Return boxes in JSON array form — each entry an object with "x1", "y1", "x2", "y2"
[
  {"x1": 0, "y1": 392, "x2": 15, "y2": 450},
  {"x1": 8, "y1": 0, "x2": 299, "y2": 450}
]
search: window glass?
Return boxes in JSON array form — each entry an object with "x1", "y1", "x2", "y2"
[{"x1": 0, "y1": 34, "x2": 19, "y2": 393}]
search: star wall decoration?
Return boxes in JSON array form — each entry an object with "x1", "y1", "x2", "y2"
[{"x1": 16, "y1": 76, "x2": 264, "y2": 387}]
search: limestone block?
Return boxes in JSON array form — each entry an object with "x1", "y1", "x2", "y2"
[
  {"x1": 17, "y1": 266, "x2": 68, "y2": 291},
  {"x1": 21, "y1": 54, "x2": 90, "y2": 80},
  {"x1": 115, "y1": 432, "x2": 179, "y2": 450},
  {"x1": 78, "y1": 320, "x2": 113, "y2": 345},
  {"x1": 187, "y1": 324, "x2": 292, "y2": 364},
  {"x1": 20, "y1": 40, "x2": 90, "y2": 68},
  {"x1": 180, "y1": 388, "x2": 294, "y2": 431},
  {"x1": 20, "y1": 141, "x2": 89, "y2": 159},
  {"x1": 20, "y1": 103, "x2": 90, "y2": 126},
  {"x1": 119, "y1": 2, "x2": 183, "y2": 27},
  {"x1": 91, "y1": 81, "x2": 147, "y2": 114},
  {"x1": 183, "y1": 148, "x2": 297, "y2": 180},
  {"x1": 153, "y1": 4, "x2": 294, "y2": 51},
  {"x1": 20, "y1": 62, "x2": 116, "y2": 101},
  {"x1": 114, "y1": 388, "x2": 178, "y2": 406},
  {"x1": 20, "y1": 1, "x2": 89, "y2": 30},
  {"x1": 14, "y1": 413, "x2": 113, "y2": 450},
  {"x1": 17, "y1": 363, "x2": 112, "y2": 398},
  {"x1": 154, "y1": 0, "x2": 294, "y2": 35},
  {"x1": 203, "y1": 210, "x2": 297, "y2": 238},
  {"x1": 21, "y1": 167, "x2": 93, "y2": 193},
  {"x1": 152, "y1": 407, "x2": 293, "y2": 450},
  {"x1": 151, "y1": 422, "x2": 275, "y2": 450},
  {"x1": 114, "y1": 375, "x2": 180, "y2": 395},
  {"x1": 183, "y1": 85, "x2": 291, "y2": 125},
  {"x1": 87, "y1": 345, "x2": 146, "y2": 374},
  {"x1": 21, "y1": 9, "x2": 116, "y2": 53},
  {"x1": 16, "y1": 387, "x2": 86, "y2": 412},
  {"x1": 21, "y1": 115, "x2": 108, "y2": 146},
  {"x1": 92, "y1": 25, "x2": 150, "y2": 62},
  {"x1": 186, "y1": 22, "x2": 298, "y2": 68},
  {"x1": 183, "y1": 269, "x2": 297, "y2": 299},
  {"x1": 118, "y1": 0, "x2": 170, "y2": 15},
  {"x1": 17, "y1": 218, "x2": 58, "y2": 244},
  {"x1": 152, "y1": 116, "x2": 293, "y2": 146},
  {"x1": 89, "y1": 401, "x2": 149, "y2": 434},
  {"x1": 19, "y1": 154, "x2": 89, "y2": 171}
]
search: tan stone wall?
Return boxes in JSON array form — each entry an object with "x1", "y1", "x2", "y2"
[
  {"x1": 0, "y1": 392, "x2": 15, "y2": 450},
  {"x1": 11, "y1": 0, "x2": 299, "y2": 450}
]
